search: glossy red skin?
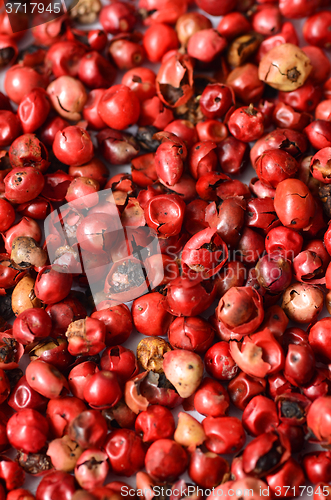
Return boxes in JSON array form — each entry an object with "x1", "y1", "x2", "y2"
[
  {"x1": 196, "y1": 0, "x2": 236, "y2": 15},
  {"x1": 100, "y1": 345, "x2": 138, "y2": 382},
  {"x1": 68, "y1": 409, "x2": 108, "y2": 449},
  {"x1": 0, "y1": 110, "x2": 21, "y2": 147},
  {"x1": 246, "y1": 197, "x2": 279, "y2": 234},
  {"x1": 0, "y1": 458, "x2": 25, "y2": 491},
  {"x1": 83, "y1": 371, "x2": 122, "y2": 409},
  {"x1": 78, "y1": 51, "x2": 116, "y2": 89},
  {"x1": 140, "y1": 0, "x2": 187, "y2": 25},
  {"x1": 181, "y1": 228, "x2": 228, "y2": 278},
  {"x1": 184, "y1": 199, "x2": 208, "y2": 235},
  {"x1": 132, "y1": 292, "x2": 173, "y2": 336},
  {"x1": 205, "y1": 340, "x2": 239, "y2": 381},
  {"x1": 0, "y1": 199, "x2": 15, "y2": 232},
  {"x1": 7, "y1": 489, "x2": 35, "y2": 500},
  {"x1": 302, "y1": 46, "x2": 331, "y2": 85},
  {"x1": 200, "y1": 83, "x2": 235, "y2": 120},
  {"x1": 242, "y1": 395, "x2": 279, "y2": 436},
  {"x1": 279, "y1": 82, "x2": 323, "y2": 114},
  {"x1": 302, "y1": 368, "x2": 330, "y2": 401},
  {"x1": 99, "y1": 2, "x2": 136, "y2": 34},
  {"x1": 205, "y1": 197, "x2": 246, "y2": 247},
  {"x1": 188, "y1": 448, "x2": 229, "y2": 489},
  {"x1": 188, "y1": 141, "x2": 218, "y2": 179},
  {"x1": 92, "y1": 302, "x2": 133, "y2": 346},
  {"x1": 196, "y1": 120, "x2": 228, "y2": 144},
  {"x1": 251, "y1": 5, "x2": 281, "y2": 35},
  {"x1": 46, "y1": 296, "x2": 87, "y2": 337},
  {"x1": 303, "y1": 452, "x2": 331, "y2": 484},
  {"x1": 255, "y1": 149, "x2": 299, "y2": 189},
  {"x1": 227, "y1": 63, "x2": 264, "y2": 105},
  {"x1": 39, "y1": 116, "x2": 69, "y2": 147},
  {"x1": 257, "y1": 21, "x2": 299, "y2": 61},
  {"x1": 305, "y1": 121, "x2": 331, "y2": 150},
  {"x1": 122, "y1": 67, "x2": 156, "y2": 102},
  {"x1": 156, "y1": 53, "x2": 194, "y2": 108},
  {"x1": 243, "y1": 431, "x2": 290, "y2": 477},
  {"x1": 135, "y1": 405, "x2": 175, "y2": 442},
  {"x1": 98, "y1": 84, "x2": 141, "y2": 131},
  {"x1": 217, "y1": 136, "x2": 249, "y2": 176},
  {"x1": 8, "y1": 133, "x2": 49, "y2": 173},
  {"x1": 83, "y1": 89, "x2": 107, "y2": 130},
  {"x1": 272, "y1": 102, "x2": 311, "y2": 132},
  {"x1": 274, "y1": 179, "x2": 315, "y2": 230},
  {"x1": 266, "y1": 458, "x2": 305, "y2": 498},
  {"x1": 194, "y1": 377, "x2": 230, "y2": 417},
  {"x1": 46, "y1": 396, "x2": 86, "y2": 439},
  {"x1": 143, "y1": 23, "x2": 178, "y2": 63},
  {"x1": 154, "y1": 139, "x2": 186, "y2": 186},
  {"x1": 36, "y1": 471, "x2": 76, "y2": 500},
  {"x1": 217, "y1": 12, "x2": 251, "y2": 39},
  {"x1": 316, "y1": 100, "x2": 331, "y2": 121},
  {"x1": 4, "y1": 65, "x2": 48, "y2": 104},
  {"x1": 35, "y1": 266, "x2": 72, "y2": 305},
  {"x1": 4, "y1": 167, "x2": 45, "y2": 204},
  {"x1": 284, "y1": 342, "x2": 315, "y2": 387},
  {"x1": 7, "y1": 409, "x2": 49, "y2": 453},
  {"x1": 265, "y1": 226, "x2": 303, "y2": 260},
  {"x1": 26, "y1": 360, "x2": 69, "y2": 400},
  {"x1": 74, "y1": 449, "x2": 109, "y2": 490},
  {"x1": 168, "y1": 316, "x2": 214, "y2": 353},
  {"x1": 187, "y1": 29, "x2": 227, "y2": 63},
  {"x1": 4, "y1": 217, "x2": 41, "y2": 254},
  {"x1": 310, "y1": 146, "x2": 331, "y2": 183},
  {"x1": 17, "y1": 197, "x2": 52, "y2": 220},
  {"x1": 0, "y1": 367, "x2": 9, "y2": 405},
  {"x1": 309, "y1": 318, "x2": 331, "y2": 363},
  {"x1": 30, "y1": 337, "x2": 74, "y2": 371},
  {"x1": 164, "y1": 120, "x2": 198, "y2": 149},
  {"x1": 145, "y1": 193, "x2": 186, "y2": 238},
  {"x1": 277, "y1": 423, "x2": 305, "y2": 454},
  {"x1": 109, "y1": 38, "x2": 146, "y2": 71},
  {"x1": 53, "y1": 126, "x2": 94, "y2": 167},
  {"x1": 228, "y1": 106, "x2": 264, "y2": 143},
  {"x1": 87, "y1": 29, "x2": 107, "y2": 51},
  {"x1": 13, "y1": 308, "x2": 52, "y2": 345},
  {"x1": 203, "y1": 416, "x2": 246, "y2": 454},
  {"x1": 228, "y1": 372, "x2": 267, "y2": 411},
  {"x1": 105, "y1": 429, "x2": 145, "y2": 476},
  {"x1": 139, "y1": 95, "x2": 174, "y2": 129},
  {"x1": 250, "y1": 128, "x2": 308, "y2": 166},
  {"x1": 144, "y1": 438, "x2": 188, "y2": 482},
  {"x1": 45, "y1": 40, "x2": 87, "y2": 78},
  {"x1": 17, "y1": 88, "x2": 51, "y2": 134},
  {"x1": 303, "y1": 10, "x2": 331, "y2": 47},
  {"x1": 216, "y1": 287, "x2": 264, "y2": 340},
  {"x1": 307, "y1": 396, "x2": 331, "y2": 444},
  {"x1": 68, "y1": 361, "x2": 98, "y2": 400},
  {"x1": 165, "y1": 276, "x2": 216, "y2": 317}
]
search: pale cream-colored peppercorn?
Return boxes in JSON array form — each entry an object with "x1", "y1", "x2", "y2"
[
  {"x1": 68, "y1": 0, "x2": 102, "y2": 24},
  {"x1": 137, "y1": 337, "x2": 172, "y2": 374},
  {"x1": 258, "y1": 43, "x2": 312, "y2": 91},
  {"x1": 11, "y1": 236, "x2": 47, "y2": 269}
]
